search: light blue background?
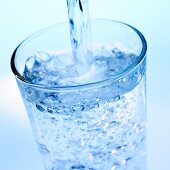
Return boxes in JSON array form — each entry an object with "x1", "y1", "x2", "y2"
[{"x1": 0, "y1": 0, "x2": 170, "y2": 170}]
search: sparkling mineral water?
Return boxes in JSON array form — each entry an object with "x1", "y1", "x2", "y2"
[
  {"x1": 20, "y1": 46, "x2": 147, "y2": 170},
  {"x1": 15, "y1": 1, "x2": 147, "y2": 170}
]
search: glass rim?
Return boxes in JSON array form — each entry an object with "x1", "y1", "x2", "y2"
[{"x1": 11, "y1": 19, "x2": 147, "y2": 91}]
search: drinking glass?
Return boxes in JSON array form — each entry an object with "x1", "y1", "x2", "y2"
[{"x1": 11, "y1": 19, "x2": 147, "y2": 170}]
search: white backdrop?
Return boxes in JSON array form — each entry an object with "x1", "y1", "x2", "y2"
[{"x1": 0, "y1": 0, "x2": 170, "y2": 170}]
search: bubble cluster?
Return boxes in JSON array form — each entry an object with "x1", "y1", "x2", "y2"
[
  {"x1": 20, "y1": 48, "x2": 147, "y2": 170},
  {"x1": 23, "y1": 47, "x2": 138, "y2": 88}
]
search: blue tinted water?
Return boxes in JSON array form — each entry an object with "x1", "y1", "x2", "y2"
[{"x1": 20, "y1": 47, "x2": 147, "y2": 170}]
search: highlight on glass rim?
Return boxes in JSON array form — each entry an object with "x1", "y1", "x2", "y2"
[{"x1": 11, "y1": 0, "x2": 147, "y2": 170}]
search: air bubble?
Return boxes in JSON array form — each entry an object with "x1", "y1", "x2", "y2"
[
  {"x1": 134, "y1": 123, "x2": 145, "y2": 133},
  {"x1": 70, "y1": 165, "x2": 85, "y2": 169},
  {"x1": 50, "y1": 117, "x2": 58, "y2": 124},
  {"x1": 25, "y1": 55, "x2": 41, "y2": 70},
  {"x1": 126, "y1": 157, "x2": 132, "y2": 162},
  {"x1": 36, "y1": 103, "x2": 45, "y2": 112},
  {"x1": 47, "y1": 106, "x2": 54, "y2": 114},
  {"x1": 38, "y1": 143, "x2": 49, "y2": 154},
  {"x1": 114, "y1": 95, "x2": 120, "y2": 102},
  {"x1": 111, "y1": 149, "x2": 117, "y2": 155}
]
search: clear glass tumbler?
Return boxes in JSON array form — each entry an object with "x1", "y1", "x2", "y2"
[{"x1": 11, "y1": 20, "x2": 147, "y2": 170}]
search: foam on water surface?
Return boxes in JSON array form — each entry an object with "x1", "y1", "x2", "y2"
[{"x1": 23, "y1": 47, "x2": 137, "y2": 87}]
